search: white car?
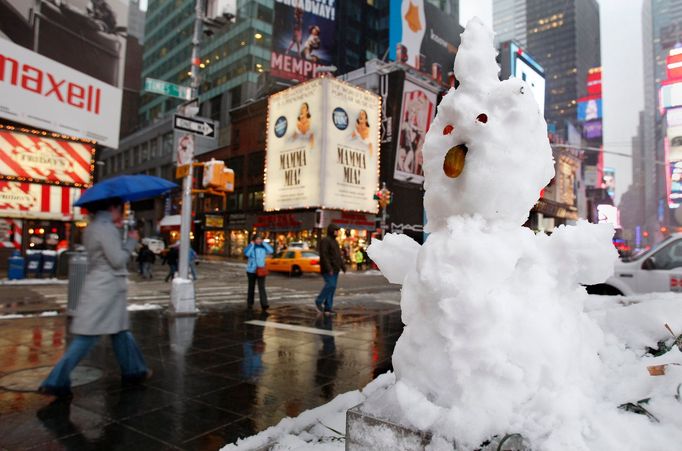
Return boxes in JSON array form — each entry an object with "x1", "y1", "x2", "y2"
[
  {"x1": 141, "y1": 237, "x2": 166, "y2": 255},
  {"x1": 587, "y1": 233, "x2": 682, "y2": 295}
]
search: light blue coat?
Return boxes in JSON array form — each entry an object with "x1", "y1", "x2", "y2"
[{"x1": 244, "y1": 242, "x2": 273, "y2": 273}]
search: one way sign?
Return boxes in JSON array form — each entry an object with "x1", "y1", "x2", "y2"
[{"x1": 173, "y1": 114, "x2": 217, "y2": 139}]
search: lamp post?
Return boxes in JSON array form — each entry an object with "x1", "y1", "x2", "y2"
[{"x1": 170, "y1": 0, "x2": 205, "y2": 314}]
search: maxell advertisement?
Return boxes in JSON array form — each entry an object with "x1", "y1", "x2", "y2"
[
  {"x1": 0, "y1": 130, "x2": 95, "y2": 187},
  {"x1": 0, "y1": 0, "x2": 128, "y2": 147},
  {"x1": 270, "y1": 0, "x2": 336, "y2": 81},
  {"x1": 264, "y1": 78, "x2": 380, "y2": 213},
  {"x1": 393, "y1": 80, "x2": 436, "y2": 184},
  {"x1": 323, "y1": 80, "x2": 380, "y2": 213},
  {"x1": 388, "y1": 0, "x2": 461, "y2": 84}
]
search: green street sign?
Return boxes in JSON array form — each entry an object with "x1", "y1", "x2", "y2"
[{"x1": 144, "y1": 78, "x2": 192, "y2": 100}]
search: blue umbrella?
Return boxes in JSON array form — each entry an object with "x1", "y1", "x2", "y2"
[{"x1": 75, "y1": 175, "x2": 177, "y2": 207}]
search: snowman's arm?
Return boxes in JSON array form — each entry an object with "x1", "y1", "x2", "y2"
[
  {"x1": 367, "y1": 233, "x2": 421, "y2": 285},
  {"x1": 546, "y1": 220, "x2": 618, "y2": 285}
]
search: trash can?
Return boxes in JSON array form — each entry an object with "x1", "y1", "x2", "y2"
[
  {"x1": 25, "y1": 250, "x2": 42, "y2": 277},
  {"x1": 41, "y1": 250, "x2": 58, "y2": 278},
  {"x1": 67, "y1": 252, "x2": 88, "y2": 316},
  {"x1": 8, "y1": 250, "x2": 25, "y2": 280},
  {"x1": 56, "y1": 250, "x2": 71, "y2": 278}
]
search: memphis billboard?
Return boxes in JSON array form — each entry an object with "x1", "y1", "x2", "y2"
[
  {"x1": 499, "y1": 41, "x2": 545, "y2": 114},
  {"x1": 270, "y1": 0, "x2": 336, "y2": 81},
  {"x1": 0, "y1": 0, "x2": 129, "y2": 147},
  {"x1": 264, "y1": 78, "x2": 381, "y2": 213},
  {"x1": 388, "y1": 0, "x2": 461, "y2": 84}
]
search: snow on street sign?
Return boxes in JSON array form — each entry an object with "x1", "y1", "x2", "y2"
[
  {"x1": 173, "y1": 114, "x2": 217, "y2": 139},
  {"x1": 144, "y1": 78, "x2": 192, "y2": 100}
]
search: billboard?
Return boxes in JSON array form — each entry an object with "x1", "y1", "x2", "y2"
[
  {"x1": 264, "y1": 78, "x2": 380, "y2": 213},
  {"x1": 0, "y1": 130, "x2": 95, "y2": 187},
  {"x1": 668, "y1": 125, "x2": 682, "y2": 163},
  {"x1": 0, "y1": 180, "x2": 84, "y2": 220},
  {"x1": 500, "y1": 42, "x2": 546, "y2": 114},
  {"x1": 388, "y1": 0, "x2": 461, "y2": 84},
  {"x1": 661, "y1": 81, "x2": 682, "y2": 110},
  {"x1": 0, "y1": 0, "x2": 128, "y2": 147},
  {"x1": 583, "y1": 120, "x2": 602, "y2": 140},
  {"x1": 670, "y1": 160, "x2": 682, "y2": 208},
  {"x1": 603, "y1": 167, "x2": 615, "y2": 199},
  {"x1": 577, "y1": 97, "x2": 602, "y2": 122},
  {"x1": 393, "y1": 80, "x2": 436, "y2": 184},
  {"x1": 270, "y1": 0, "x2": 336, "y2": 81},
  {"x1": 667, "y1": 107, "x2": 682, "y2": 127}
]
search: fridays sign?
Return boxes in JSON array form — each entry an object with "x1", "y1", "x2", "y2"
[{"x1": 0, "y1": 130, "x2": 94, "y2": 187}]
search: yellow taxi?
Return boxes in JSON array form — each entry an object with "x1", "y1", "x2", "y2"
[{"x1": 266, "y1": 249, "x2": 321, "y2": 276}]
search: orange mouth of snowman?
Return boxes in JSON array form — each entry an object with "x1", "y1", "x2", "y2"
[{"x1": 443, "y1": 144, "x2": 468, "y2": 178}]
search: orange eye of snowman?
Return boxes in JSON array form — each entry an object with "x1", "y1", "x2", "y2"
[
  {"x1": 443, "y1": 124, "x2": 454, "y2": 135},
  {"x1": 476, "y1": 114, "x2": 488, "y2": 123}
]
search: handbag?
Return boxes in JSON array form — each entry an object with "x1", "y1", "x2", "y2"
[{"x1": 256, "y1": 266, "x2": 268, "y2": 277}]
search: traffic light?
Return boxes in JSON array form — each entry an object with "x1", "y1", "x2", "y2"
[{"x1": 202, "y1": 159, "x2": 234, "y2": 192}]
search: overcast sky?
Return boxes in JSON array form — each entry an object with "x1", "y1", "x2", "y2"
[{"x1": 460, "y1": 0, "x2": 644, "y2": 205}]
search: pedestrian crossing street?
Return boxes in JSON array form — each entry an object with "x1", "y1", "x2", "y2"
[{"x1": 45, "y1": 284, "x2": 318, "y2": 309}]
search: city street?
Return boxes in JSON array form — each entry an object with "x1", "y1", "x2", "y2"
[{"x1": 0, "y1": 262, "x2": 402, "y2": 450}]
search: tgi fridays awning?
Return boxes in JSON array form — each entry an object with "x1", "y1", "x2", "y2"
[
  {"x1": 0, "y1": 181, "x2": 84, "y2": 220},
  {"x1": 0, "y1": 130, "x2": 95, "y2": 187}
]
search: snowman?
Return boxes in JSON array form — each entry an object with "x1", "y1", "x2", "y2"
[{"x1": 367, "y1": 18, "x2": 624, "y2": 449}]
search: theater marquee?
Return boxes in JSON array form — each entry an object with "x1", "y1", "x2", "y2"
[{"x1": 264, "y1": 78, "x2": 380, "y2": 213}]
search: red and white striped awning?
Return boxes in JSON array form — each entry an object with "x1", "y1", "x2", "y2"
[
  {"x1": 0, "y1": 130, "x2": 94, "y2": 187},
  {"x1": 0, "y1": 181, "x2": 84, "y2": 220}
]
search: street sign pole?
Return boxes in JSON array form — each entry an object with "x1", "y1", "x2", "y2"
[{"x1": 171, "y1": 0, "x2": 204, "y2": 315}]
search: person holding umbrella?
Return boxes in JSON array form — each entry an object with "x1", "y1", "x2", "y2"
[{"x1": 39, "y1": 175, "x2": 175, "y2": 398}]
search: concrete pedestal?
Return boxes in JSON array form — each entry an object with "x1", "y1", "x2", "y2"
[
  {"x1": 345, "y1": 404, "x2": 529, "y2": 451},
  {"x1": 170, "y1": 278, "x2": 197, "y2": 315}
]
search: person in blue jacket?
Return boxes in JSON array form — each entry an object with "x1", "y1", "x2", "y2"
[{"x1": 244, "y1": 234, "x2": 273, "y2": 310}]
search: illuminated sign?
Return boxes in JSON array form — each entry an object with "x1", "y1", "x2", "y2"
[
  {"x1": 667, "y1": 48, "x2": 682, "y2": 81},
  {"x1": 270, "y1": 0, "x2": 336, "y2": 81},
  {"x1": 264, "y1": 78, "x2": 381, "y2": 213},
  {"x1": 597, "y1": 204, "x2": 619, "y2": 227},
  {"x1": 0, "y1": 181, "x2": 84, "y2": 220},
  {"x1": 661, "y1": 81, "x2": 682, "y2": 110},
  {"x1": 577, "y1": 97, "x2": 602, "y2": 121},
  {"x1": 388, "y1": 0, "x2": 461, "y2": 84},
  {"x1": 668, "y1": 125, "x2": 682, "y2": 162},
  {"x1": 393, "y1": 80, "x2": 436, "y2": 184},
  {"x1": 510, "y1": 43, "x2": 545, "y2": 114},
  {"x1": 667, "y1": 107, "x2": 682, "y2": 127},
  {"x1": 0, "y1": 131, "x2": 94, "y2": 187},
  {"x1": 582, "y1": 120, "x2": 602, "y2": 140}
]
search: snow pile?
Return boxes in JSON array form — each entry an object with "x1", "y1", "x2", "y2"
[
  {"x1": 221, "y1": 295, "x2": 682, "y2": 450},
  {"x1": 362, "y1": 17, "x2": 682, "y2": 450},
  {"x1": 0, "y1": 278, "x2": 67, "y2": 285},
  {"x1": 127, "y1": 303, "x2": 163, "y2": 311},
  {"x1": 0, "y1": 311, "x2": 59, "y2": 320},
  {"x1": 221, "y1": 373, "x2": 396, "y2": 451}
]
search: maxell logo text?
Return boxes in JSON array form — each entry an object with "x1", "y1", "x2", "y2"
[{"x1": 1, "y1": 54, "x2": 101, "y2": 115}]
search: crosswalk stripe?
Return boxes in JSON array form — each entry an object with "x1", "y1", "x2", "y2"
[{"x1": 244, "y1": 320, "x2": 346, "y2": 337}]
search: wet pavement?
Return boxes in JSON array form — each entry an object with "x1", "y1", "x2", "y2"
[{"x1": 0, "y1": 303, "x2": 403, "y2": 450}]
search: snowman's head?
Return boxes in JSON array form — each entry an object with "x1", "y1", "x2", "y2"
[{"x1": 423, "y1": 18, "x2": 554, "y2": 230}]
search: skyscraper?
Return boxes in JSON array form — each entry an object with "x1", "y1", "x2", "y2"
[
  {"x1": 640, "y1": 0, "x2": 682, "y2": 234},
  {"x1": 493, "y1": 0, "x2": 527, "y2": 47},
  {"x1": 493, "y1": 0, "x2": 601, "y2": 138}
]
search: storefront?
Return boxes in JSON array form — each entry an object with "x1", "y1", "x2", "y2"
[{"x1": 203, "y1": 214, "x2": 226, "y2": 255}]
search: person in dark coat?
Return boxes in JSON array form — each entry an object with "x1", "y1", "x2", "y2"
[
  {"x1": 137, "y1": 245, "x2": 155, "y2": 280},
  {"x1": 315, "y1": 224, "x2": 346, "y2": 315},
  {"x1": 39, "y1": 197, "x2": 150, "y2": 398},
  {"x1": 164, "y1": 244, "x2": 179, "y2": 282}
]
